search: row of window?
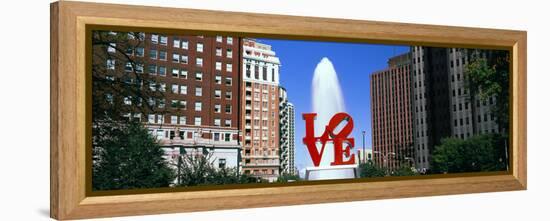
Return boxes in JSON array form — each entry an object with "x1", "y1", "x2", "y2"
[
  {"x1": 108, "y1": 43, "x2": 233, "y2": 62},
  {"x1": 107, "y1": 58, "x2": 233, "y2": 74},
  {"x1": 150, "y1": 34, "x2": 233, "y2": 46},
  {"x1": 147, "y1": 114, "x2": 232, "y2": 127}
]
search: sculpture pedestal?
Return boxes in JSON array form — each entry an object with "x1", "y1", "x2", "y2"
[{"x1": 305, "y1": 164, "x2": 359, "y2": 181}]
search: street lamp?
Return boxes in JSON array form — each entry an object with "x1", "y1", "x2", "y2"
[
  {"x1": 372, "y1": 151, "x2": 396, "y2": 175},
  {"x1": 362, "y1": 130, "x2": 366, "y2": 163}
]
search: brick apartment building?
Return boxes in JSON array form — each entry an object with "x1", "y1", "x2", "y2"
[
  {"x1": 240, "y1": 38, "x2": 282, "y2": 181},
  {"x1": 95, "y1": 31, "x2": 242, "y2": 170}
]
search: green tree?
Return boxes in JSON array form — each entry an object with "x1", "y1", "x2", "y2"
[
  {"x1": 358, "y1": 162, "x2": 386, "y2": 178},
  {"x1": 464, "y1": 50, "x2": 510, "y2": 134},
  {"x1": 276, "y1": 173, "x2": 301, "y2": 183},
  {"x1": 92, "y1": 120, "x2": 175, "y2": 190},
  {"x1": 91, "y1": 31, "x2": 173, "y2": 190},
  {"x1": 174, "y1": 153, "x2": 254, "y2": 187},
  {"x1": 391, "y1": 166, "x2": 418, "y2": 177},
  {"x1": 431, "y1": 134, "x2": 507, "y2": 174}
]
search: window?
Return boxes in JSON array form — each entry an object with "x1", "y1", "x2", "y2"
[
  {"x1": 135, "y1": 47, "x2": 144, "y2": 57},
  {"x1": 227, "y1": 49, "x2": 232, "y2": 58},
  {"x1": 180, "y1": 70, "x2": 188, "y2": 79},
  {"x1": 181, "y1": 55, "x2": 188, "y2": 64},
  {"x1": 195, "y1": 87, "x2": 202, "y2": 96},
  {"x1": 197, "y1": 43, "x2": 203, "y2": 52},
  {"x1": 218, "y1": 158, "x2": 226, "y2": 168},
  {"x1": 151, "y1": 34, "x2": 158, "y2": 44},
  {"x1": 172, "y1": 53, "x2": 180, "y2": 63},
  {"x1": 180, "y1": 85, "x2": 187, "y2": 95},
  {"x1": 181, "y1": 40, "x2": 188, "y2": 49},
  {"x1": 225, "y1": 120, "x2": 231, "y2": 127},
  {"x1": 106, "y1": 59, "x2": 115, "y2": 70},
  {"x1": 107, "y1": 43, "x2": 116, "y2": 53},
  {"x1": 195, "y1": 72, "x2": 203, "y2": 81},
  {"x1": 123, "y1": 96, "x2": 132, "y2": 105},
  {"x1": 159, "y1": 51, "x2": 167, "y2": 60},
  {"x1": 215, "y1": 75, "x2": 222, "y2": 84},
  {"x1": 171, "y1": 116, "x2": 178, "y2": 124},
  {"x1": 160, "y1": 36, "x2": 168, "y2": 45},
  {"x1": 225, "y1": 104, "x2": 231, "y2": 113},
  {"x1": 216, "y1": 48, "x2": 222, "y2": 56},
  {"x1": 195, "y1": 102, "x2": 202, "y2": 111},
  {"x1": 226, "y1": 64, "x2": 232, "y2": 72},
  {"x1": 171, "y1": 68, "x2": 179, "y2": 77},
  {"x1": 194, "y1": 117, "x2": 202, "y2": 126},
  {"x1": 225, "y1": 77, "x2": 232, "y2": 86},
  {"x1": 179, "y1": 116, "x2": 186, "y2": 125},
  {"x1": 135, "y1": 63, "x2": 144, "y2": 73},
  {"x1": 262, "y1": 67, "x2": 267, "y2": 80},
  {"x1": 224, "y1": 133, "x2": 231, "y2": 141},
  {"x1": 156, "y1": 114, "x2": 164, "y2": 124},
  {"x1": 214, "y1": 118, "x2": 221, "y2": 126},
  {"x1": 126, "y1": 48, "x2": 134, "y2": 56},
  {"x1": 214, "y1": 90, "x2": 221, "y2": 99},
  {"x1": 245, "y1": 64, "x2": 251, "y2": 78},
  {"x1": 227, "y1": 37, "x2": 233, "y2": 45},
  {"x1": 158, "y1": 66, "x2": 166, "y2": 76},
  {"x1": 171, "y1": 84, "x2": 178, "y2": 93},
  {"x1": 149, "y1": 49, "x2": 157, "y2": 59},
  {"x1": 214, "y1": 104, "x2": 221, "y2": 113},
  {"x1": 216, "y1": 62, "x2": 222, "y2": 71},
  {"x1": 225, "y1": 91, "x2": 232, "y2": 99},
  {"x1": 148, "y1": 114, "x2": 155, "y2": 123},
  {"x1": 159, "y1": 83, "x2": 166, "y2": 92},
  {"x1": 149, "y1": 81, "x2": 157, "y2": 91},
  {"x1": 171, "y1": 100, "x2": 179, "y2": 108},
  {"x1": 196, "y1": 57, "x2": 203, "y2": 67},
  {"x1": 173, "y1": 38, "x2": 180, "y2": 48},
  {"x1": 216, "y1": 36, "x2": 223, "y2": 42}
]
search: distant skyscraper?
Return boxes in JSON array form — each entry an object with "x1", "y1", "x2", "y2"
[
  {"x1": 370, "y1": 52, "x2": 414, "y2": 171},
  {"x1": 288, "y1": 102, "x2": 296, "y2": 175},
  {"x1": 240, "y1": 38, "x2": 281, "y2": 181},
  {"x1": 279, "y1": 87, "x2": 292, "y2": 175},
  {"x1": 411, "y1": 46, "x2": 501, "y2": 171}
]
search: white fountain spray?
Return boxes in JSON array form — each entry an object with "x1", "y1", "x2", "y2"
[{"x1": 307, "y1": 57, "x2": 356, "y2": 180}]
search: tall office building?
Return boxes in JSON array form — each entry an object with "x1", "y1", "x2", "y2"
[
  {"x1": 94, "y1": 31, "x2": 242, "y2": 170},
  {"x1": 411, "y1": 46, "x2": 501, "y2": 171},
  {"x1": 279, "y1": 88, "x2": 290, "y2": 174},
  {"x1": 240, "y1": 38, "x2": 282, "y2": 181},
  {"x1": 287, "y1": 102, "x2": 296, "y2": 175},
  {"x1": 279, "y1": 88, "x2": 296, "y2": 175},
  {"x1": 370, "y1": 52, "x2": 414, "y2": 171}
]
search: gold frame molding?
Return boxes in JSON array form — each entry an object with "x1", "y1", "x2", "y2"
[{"x1": 50, "y1": 1, "x2": 527, "y2": 220}]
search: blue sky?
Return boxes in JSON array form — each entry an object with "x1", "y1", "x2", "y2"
[{"x1": 258, "y1": 38, "x2": 409, "y2": 171}]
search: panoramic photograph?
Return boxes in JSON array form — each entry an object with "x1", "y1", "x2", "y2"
[{"x1": 90, "y1": 30, "x2": 510, "y2": 191}]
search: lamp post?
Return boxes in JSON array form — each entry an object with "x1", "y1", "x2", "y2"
[
  {"x1": 362, "y1": 130, "x2": 366, "y2": 163},
  {"x1": 373, "y1": 151, "x2": 396, "y2": 175}
]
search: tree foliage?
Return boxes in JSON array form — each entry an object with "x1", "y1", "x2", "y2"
[
  {"x1": 358, "y1": 162, "x2": 386, "y2": 178},
  {"x1": 91, "y1": 31, "x2": 175, "y2": 190},
  {"x1": 391, "y1": 166, "x2": 418, "y2": 177},
  {"x1": 464, "y1": 50, "x2": 510, "y2": 133},
  {"x1": 431, "y1": 134, "x2": 507, "y2": 174},
  {"x1": 92, "y1": 120, "x2": 175, "y2": 190},
  {"x1": 276, "y1": 173, "x2": 301, "y2": 183},
  {"x1": 174, "y1": 153, "x2": 255, "y2": 187}
]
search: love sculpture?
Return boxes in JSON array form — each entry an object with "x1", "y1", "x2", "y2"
[{"x1": 302, "y1": 112, "x2": 356, "y2": 167}]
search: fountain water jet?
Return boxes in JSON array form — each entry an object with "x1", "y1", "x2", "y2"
[{"x1": 306, "y1": 57, "x2": 356, "y2": 180}]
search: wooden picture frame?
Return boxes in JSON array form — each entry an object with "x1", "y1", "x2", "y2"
[{"x1": 50, "y1": 1, "x2": 527, "y2": 220}]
